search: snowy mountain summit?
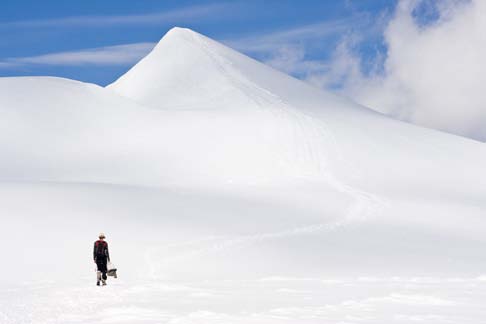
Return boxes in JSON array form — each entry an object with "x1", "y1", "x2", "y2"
[
  {"x1": 1, "y1": 27, "x2": 486, "y2": 323},
  {"x1": 109, "y1": 27, "x2": 359, "y2": 112}
]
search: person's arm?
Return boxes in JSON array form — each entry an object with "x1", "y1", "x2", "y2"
[
  {"x1": 93, "y1": 242, "x2": 97, "y2": 262},
  {"x1": 105, "y1": 242, "x2": 110, "y2": 262}
]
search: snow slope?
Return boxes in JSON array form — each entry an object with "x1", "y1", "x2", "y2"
[
  {"x1": 1, "y1": 27, "x2": 486, "y2": 323},
  {"x1": 109, "y1": 28, "x2": 486, "y2": 195},
  {"x1": 109, "y1": 28, "x2": 486, "y2": 249}
]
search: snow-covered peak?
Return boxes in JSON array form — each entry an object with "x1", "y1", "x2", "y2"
[
  {"x1": 107, "y1": 27, "x2": 244, "y2": 109},
  {"x1": 156, "y1": 27, "x2": 216, "y2": 49},
  {"x1": 163, "y1": 26, "x2": 207, "y2": 40},
  {"x1": 107, "y1": 27, "x2": 358, "y2": 114}
]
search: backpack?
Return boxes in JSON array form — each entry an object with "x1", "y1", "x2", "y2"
[{"x1": 95, "y1": 240, "x2": 107, "y2": 257}]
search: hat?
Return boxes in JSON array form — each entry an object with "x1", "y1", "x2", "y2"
[{"x1": 99, "y1": 233, "x2": 106, "y2": 239}]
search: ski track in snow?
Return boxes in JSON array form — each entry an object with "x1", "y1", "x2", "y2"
[
  {"x1": 142, "y1": 35, "x2": 388, "y2": 274},
  {"x1": 198, "y1": 30, "x2": 387, "y2": 218}
]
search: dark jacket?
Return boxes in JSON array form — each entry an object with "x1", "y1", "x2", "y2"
[{"x1": 93, "y1": 240, "x2": 110, "y2": 261}]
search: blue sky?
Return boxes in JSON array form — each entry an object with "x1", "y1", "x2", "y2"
[{"x1": 0, "y1": 0, "x2": 397, "y2": 86}]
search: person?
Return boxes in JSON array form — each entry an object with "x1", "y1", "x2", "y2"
[{"x1": 93, "y1": 233, "x2": 110, "y2": 286}]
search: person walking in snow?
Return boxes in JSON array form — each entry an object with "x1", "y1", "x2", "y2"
[{"x1": 93, "y1": 233, "x2": 110, "y2": 286}]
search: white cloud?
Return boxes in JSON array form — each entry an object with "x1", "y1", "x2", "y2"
[
  {"x1": 0, "y1": 43, "x2": 155, "y2": 67},
  {"x1": 223, "y1": 15, "x2": 385, "y2": 88},
  {"x1": 317, "y1": 0, "x2": 486, "y2": 142},
  {"x1": 223, "y1": 19, "x2": 364, "y2": 88},
  {"x1": 3, "y1": 3, "x2": 229, "y2": 28},
  {"x1": 283, "y1": 35, "x2": 369, "y2": 90},
  {"x1": 349, "y1": 0, "x2": 486, "y2": 142}
]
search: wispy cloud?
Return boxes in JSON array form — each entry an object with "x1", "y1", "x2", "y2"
[
  {"x1": 220, "y1": 15, "x2": 381, "y2": 91},
  {"x1": 0, "y1": 62, "x2": 15, "y2": 68},
  {"x1": 0, "y1": 43, "x2": 155, "y2": 67},
  {"x1": 224, "y1": 19, "x2": 354, "y2": 53},
  {"x1": 0, "y1": 18, "x2": 355, "y2": 69},
  {"x1": 3, "y1": 3, "x2": 230, "y2": 28}
]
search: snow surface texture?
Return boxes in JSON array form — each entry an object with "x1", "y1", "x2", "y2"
[{"x1": 1, "y1": 27, "x2": 486, "y2": 323}]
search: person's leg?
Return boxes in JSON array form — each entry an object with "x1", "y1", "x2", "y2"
[
  {"x1": 101, "y1": 270, "x2": 107, "y2": 285},
  {"x1": 96, "y1": 258, "x2": 104, "y2": 286},
  {"x1": 101, "y1": 257, "x2": 108, "y2": 285}
]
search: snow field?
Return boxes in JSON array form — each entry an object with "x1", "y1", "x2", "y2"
[{"x1": 1, "y1": 27, "x2": 486, "y2": 323}]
